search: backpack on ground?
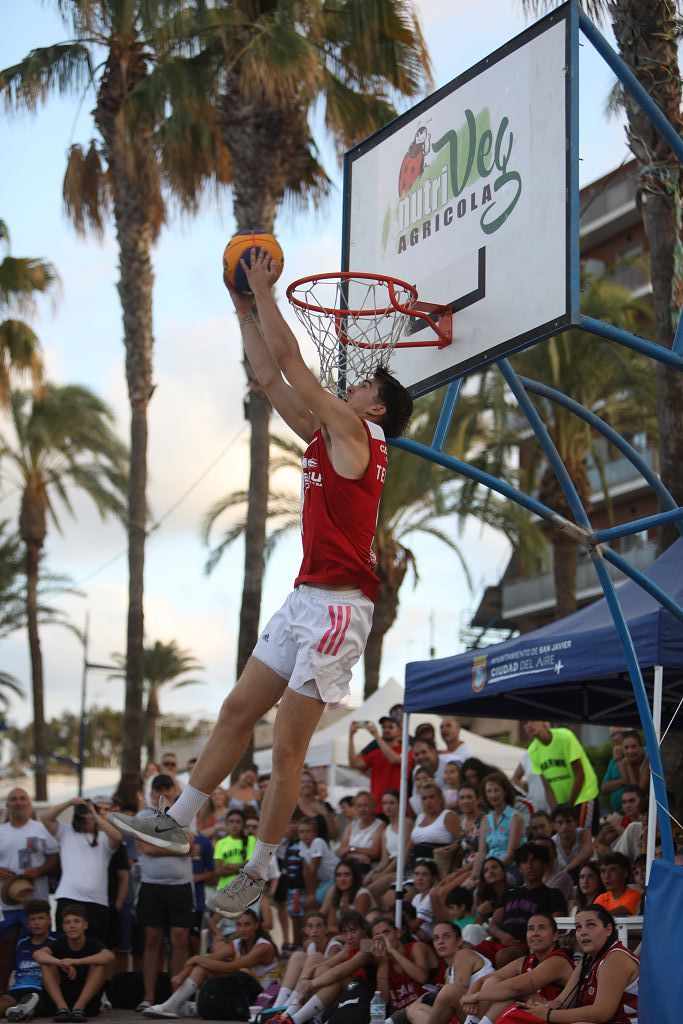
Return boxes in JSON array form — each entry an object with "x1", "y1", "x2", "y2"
[{"x1": 197, "y1": 973, "x2": 262, "y2": 1021}]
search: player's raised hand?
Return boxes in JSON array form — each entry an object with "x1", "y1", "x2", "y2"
[{"x1": 242, "y1": 247, "x2": 279, "y2": 294}]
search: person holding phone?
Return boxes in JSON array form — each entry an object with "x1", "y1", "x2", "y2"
[{"x1": 348, "y1": 716, "x2": 410, "y2": 810}]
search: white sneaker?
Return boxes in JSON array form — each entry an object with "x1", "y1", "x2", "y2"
[
  {"x1": 142, "y1": 1007, "x2": 178, "y2": 1019},
  {"x1": 135, "y1": 1002, "x2": 152, "y2": 1013},
  {"x1": 206, "y1": 870, "x2": 266, "y2": 919},
  {"x1": 7, "y1": 994, "x2": 40, "y2": 1022},
  {"x1": 109, "y1": 800, "x2": 190, "y2": 854},
  {"x1": 181, "y1": 1002, "x2": 198, "y2": 1018}
]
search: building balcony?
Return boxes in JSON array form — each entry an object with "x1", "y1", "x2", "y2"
[
  {"x1": 585, "y1": 446, "x2": 656, "y2": 501},
  {"x1": 501, "y1": 538, "x2": 658, "y2": 619}
]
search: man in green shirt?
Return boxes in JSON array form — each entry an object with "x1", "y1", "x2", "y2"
[{"x1": 524, "y1": 721, "x2": 599, "y2": 832}]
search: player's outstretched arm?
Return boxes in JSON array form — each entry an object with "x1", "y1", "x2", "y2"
[{"x1": 226, "y1": 272, "x2": 316, "y2": 443}]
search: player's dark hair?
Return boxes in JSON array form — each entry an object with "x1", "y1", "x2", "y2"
[
  {"x1": 25, "y1": 899, "x2": 51, "y2": 917},
  {"x1": 516, "y1": 842, "x2": 550, "y2": 865},
  {"x1": 550, "y1": 802, "x2": 579, "y2": 822},
  {"x1": 338, "y1": 909, "x2": 369, "y2": 935},
  {"x1": 62, "y1": 903, "x2": 89, "y2": 923},
  {"x1": 373, "y1": 365, "x2": 413, "y2": 438},
  {"x1": 445, "y1": 886, "x2": 473, "y2": 912},
  {"x1": 599, "y1": 851, "x2": 631, "y2": 878}
]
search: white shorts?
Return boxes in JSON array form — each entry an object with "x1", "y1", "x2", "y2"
[{"x1": 252, "y1": 585, "x2": 374, "y2": 703}]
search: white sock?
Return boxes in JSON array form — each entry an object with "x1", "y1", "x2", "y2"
[
  {"x1": 166, "y1": 784, "x2": 209, "y2": 827},
  {"x1": 274, "y1": 987, "x2": 292, "y2": 1005},
  {"x1": 292, "y1": 995, "x2": 325, "y2": 1023},
  {"x1": 160, "y1": 977, "x2": 197, "y2": 1011},
  {"x1": 286, "y1": 991, "x2": 301, "y2": 1011},
  {"x1": 244, "y1": 838, "x2": 279, "y2": 879}
]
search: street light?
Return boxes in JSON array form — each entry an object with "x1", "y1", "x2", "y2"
[{"x1": 78, "y1": 611, "x2": 119, "y2": 796}]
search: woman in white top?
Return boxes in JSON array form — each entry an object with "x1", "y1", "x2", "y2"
[
  {"x1": 408, "y1": 780, "x2": 460, "y2": 867},
  {"x1": 365, "y1": 790, "x2": 409, "y2": 906},
  {"x1": 337, "y1": 791, "x2": 384, "y2": 870},
  {"x1": 407, "y1": 920, "x2": 494, "y2": 1024},
  {"x1": 321, "y1": 859, "x2": 375, "y2": 935}
]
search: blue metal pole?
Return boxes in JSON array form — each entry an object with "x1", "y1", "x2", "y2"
[
  {"x1": 601, "y1": 546, "x2": 683, "y2": 627},
  {"x1": 568, "y1": 0, "x2": 581, "y2": 322},
  {"x1": 589, "y1": 551, "x2": 674, "y2": 860},
  {"x1": 432, "y1": 379, "x2": 463, "y2": 452},
  {"x1": 579, "y1": 315, "x2": 683, "y2": 370},
  {"x1": 579, "y1": 10, "x2": 683, "y2": 166},
  {"x1": 674, "y1": 308, "x2": 683, "y2": 357},
  {"x1": 595, "y1": 507, "x2": 683, "y2": 544},
  {"x1": 518, "y1": 374, "x2": 682, "y2": 530}
]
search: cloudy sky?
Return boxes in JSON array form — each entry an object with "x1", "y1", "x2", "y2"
[{"x1": 0, "y1": 1, "x2": 629, "y2": 730}]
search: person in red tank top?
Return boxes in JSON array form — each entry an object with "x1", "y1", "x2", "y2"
[{"x1": 106, "y1": 251, "x2": 414, "y2": 925}]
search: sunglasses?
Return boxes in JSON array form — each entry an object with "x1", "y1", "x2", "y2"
[{"x1": 163, "y1": 762, "x2": 177, "y2": 768}]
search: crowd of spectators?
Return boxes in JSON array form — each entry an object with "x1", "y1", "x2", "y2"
[{"x1": 0, "y1": 717, "x2": 678, "y2": 1024}]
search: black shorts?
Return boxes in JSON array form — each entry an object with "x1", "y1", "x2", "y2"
[{"x1": 136, "y1": 882, "x2": 194, "y2": 929}]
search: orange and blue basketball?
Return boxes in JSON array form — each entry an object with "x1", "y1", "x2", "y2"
[{"x1": 222, "y1": 231, "x2": 284, "y2": 294}]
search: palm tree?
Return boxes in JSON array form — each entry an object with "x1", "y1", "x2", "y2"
[
  {"x1": 0, "y1": 2, "x2": 230, "y2": 789},
  {"x1": 0, "y1": 384, "x2": 128, "y2": 798},
  {"x1": 0, "y1": 218, "x2": 56, "y2": 404},
  {"x1": 111, "y1": 640, "x2": 203, "y2": 762},
  {"x1": 171, "y1": 0, "x2": 433, "y2": 711}
]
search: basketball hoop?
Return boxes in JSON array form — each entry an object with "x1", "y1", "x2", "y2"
[{"x1": 286, "y1": 271, "x2": 452, "y2": 391}]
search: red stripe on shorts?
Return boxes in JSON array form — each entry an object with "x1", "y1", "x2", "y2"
[
  {"x1": 318, "y1": 605, "x2": 340, "y2": 653},
  {"x1": 331, "y1": 605, "x2": 352, "y2": 656}
]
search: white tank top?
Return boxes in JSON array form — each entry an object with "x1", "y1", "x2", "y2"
[
  {"x1": 385, "y1": 824, "x2": 400, "y2": 859},
  {"x1": 446, "y1": 951, "x2": 494, "y2": 987},
  {"x1": 411, "y1": 809, "x2": 453, "y2": 846},
  {"x1": 233, "y1": 937, "x2": 280, "y2": 984}
]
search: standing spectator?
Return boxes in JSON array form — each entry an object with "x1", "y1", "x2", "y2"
[
  {"x1": 159, "y1": 753, "x2": 184, "y2": 799},
  {"x1": 0, "y1": 789, "x2": 59, "y2": 991},
  {"x1": 213, "y1": 810, "x2": 252, "y2": 890},
  {"x1": 523, "y1": 721, "x2": 599, "y2": 830},
  {"x1": 112, "y1": 800, "x2": 140, "y2": 974},
  {"x1": 619, "y1": 730, "x2": 650, "y2": 791},
  {"x1": 595, "y1": 853, "x2": 642, "y2": 916},
  {"x1": 197, "y1": 787, "x2": 230, "y2": 841},
  {"x1": 469, "y1": 773, "x2": 524, "y2": 883},
  {"x1": 0, "y1": 898, "x2": 54, "y2": 1022},
  {"x1": 439, "y1": 717, "x2": 473, "y2": 765},
  {"x1": 135, "y1": 775, "x2": 194, "y2": 1011},
  {"x1": 256, "y1": 774, "x2": 271, "y2": 815},
  {"x1": 225, "y1": 765, "x2": 260, "y2": 813},
  {"x1": 34, "y1": 904, "x2": 114, "y2": 1019},
  {"x1": 411, "y1": 738, "x2": 445, "y2": 785},
  {"x1": 550, "y1": 804, "x2": 593, "y2": 881},
  {"x1": 348, "y1": 717, "x2": 408, "y2": 811},
  {"x1": 190, "y1": 830, "x2": 215, "y2": 952},
  {"x1": 40, "y1": 798, "x2": 121, "y2": 943},
  {"x1": 600, "y1": 726, "x2": 628, "y2": 813},
  {"x1": 512, "y1": 722, "x2": 552, "y2": 814},
  {"x1": 336, "y1": 792, "x2": 384, "y2": 871}
]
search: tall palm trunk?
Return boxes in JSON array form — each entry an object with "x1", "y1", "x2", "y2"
[
  {"x1": 145, "y1": 689, "x2": 159, "y2": 764},
  {"x1": 610, "y1": 0, "x2": 683, "y2": 801},
  {"x1": 20, "y1": 482, "x2": 48, "y2": 799},
  {"x1": 95, "y1": 40, "x2": 159, "y2": 788}
]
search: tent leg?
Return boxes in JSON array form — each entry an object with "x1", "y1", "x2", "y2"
[
  {"x1": 646, "y1": 666, "x2": 663, "y2": 883},
  {"x1": 395, "y1": 711, "x2": 410, "y2": 929}
]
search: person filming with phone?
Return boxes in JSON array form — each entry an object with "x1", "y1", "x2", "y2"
[{"x1": 348, "y1": 714, "x2": 410, "y2": 810}]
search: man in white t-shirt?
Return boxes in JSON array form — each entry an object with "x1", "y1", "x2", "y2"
[
  {"x1": 0, "y1": 788, "x2": 59, "y2": 991},
  {"x1": 438, "y1": 716, "x2": 473, "y2": 767}
]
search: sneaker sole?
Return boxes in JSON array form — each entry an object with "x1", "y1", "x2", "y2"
[
  {"x1": 205, "y1": 887, "x2": 263, "y2": 919},
  {"x1": 108, "y1": 812, "x2": 190, "y2": 854}
]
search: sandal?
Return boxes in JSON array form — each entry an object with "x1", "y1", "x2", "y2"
[
  {"x1": 69, "y1": 1012, "x2": 88, "y2": 1023},
  {"x1": 54, "y1": 1010, "x2": 71, "y2": 1023}
]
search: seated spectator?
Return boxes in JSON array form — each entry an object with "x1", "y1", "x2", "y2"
[
  {"x1": 469, "y1": 773, "x2": 524, "y2": 884},
  {"x1": 298, "y1": 818, "x2": 339, "y2": 910},
  {"x1": 513, "y1": 905, "x2": 639, "y2": 1023},
  {"x1": 336, "y1": 792, "x2": 384, "y2": 871},
  {"x1": 371, "y1": 915, "x2": 430, "y2": 1014},
  {"x1": 457, "y1": 784, "x2": 483, "y2": 868},
  {"x1": 531, "y1": 837, "x2": 573, "y2": 903},
  {"x1": 474, "y1": 857, "x2": 512, "y2": 927},
  {"x1": 225, "y1": 765, "x2": 261, "y2": 814},
  {"x1": 405, "y1": 922, "x2": 494, "y2": 1024},
  {"x1": 365, "y1": 791, "x2": 405, "y2": 906},
  {"x1": 631, "y1": 853, "x2": 646, "y2": 897},
  {"x1": 399, "y1": 919, "x2": 463, "y2": 1022},
  {"x1": 40, "y1": 798, "x2": 121, "y2": 943},
  {"x1": 34, "y1": 904, "x2": 113, "y2": 1021},
  {"x1": 409, "y1": 767, "x2": 432, "y2": 817},
  {"x1": 461, "y1": 913, "x2": 574, "y2": 1024},
  {"x1": 595, "y1": 853, "x2": 641, "y2": 916},
  {"x1": 408, "y1": 781, "x2": 460, "y2": 867},
  {"x1": 527, "y1": 811, "x2": 552, "y2": 841},
  {"x1": 600, "y1": 726, "x2": 628, "y2": 813},
  {"x1": 480, "y1": 843, "x2": 567, "y2": 968},
  {"x1": 0, "y1": 899, "x2": 54, "y2": 1022},
  {"x1": 198, "y1": 787, "x2": 230, "y2": 842},
  {"x1": 143, "y1": 908, "x2": 280, "y2": 1018},
  {"x1": 460, "y1": 758, "x2": 495, "y2": 794},
  {"x1": 441, "y1": 761, "x2": 461, "y2": 810},
  {"x1": 616, "y1": 785, "x2": 645, "y2": 830},
  {"x1": 279, "y1": 910, "x2": 373, "y2": 1024},
  {"x1": 568, "y1": 859, "x2": 604, "y2": 916},
  {"x1": 321, "y1": 859, "x2": 373, "y2": 935},
  {"x1": 283, "y1": 819, "x2": 305, "y2": 948},
  {"x1": 411, "y1": 738, "x2": 445, "y2": 785},
  {"x1": 444, "y1": 886, "x2": 476, "y2": 930},
  {"x1": 295, "y1": 771, "x2": 338, "y2": 844},
  {"x1": 619, "y1": 731, "x2": 650, "y2": 792},
  {"x1": 550, "y1": 803, "x2": 593, "y2": 880},
  {"x1": 273, "y1": 911, "x2": 334, "y2": 1012},
  {"x1": 410, "y1": 859, "x2": 440, "y2": 941},
  {"x1": 348, "y1": 718, "x2": 406, "y2": 815}
]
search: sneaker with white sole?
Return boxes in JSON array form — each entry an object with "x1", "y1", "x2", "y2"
[
  {"x1": 206, "y1": 869, "x2": 266, "y2": 918},
  {"x1": 181, "y1": 1002, "x2": 198, "y2": 1018},
  {"x1": 141, "y1": 1007, "x2": 178, "y2": 1020},
  {"x1": 135, "y1": 1002, "x2": 152, "y2": 1013},
  {"x1": 7, "y1": 993, "x2": 40, "y2": 1021},
  {"x1": 108, "y1": 800, "x2": 190, "y2": 854}
]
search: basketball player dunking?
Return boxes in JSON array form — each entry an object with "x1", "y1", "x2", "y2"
[{"x1": 110, "y1": 250, "x2": 413, "y2": 918}]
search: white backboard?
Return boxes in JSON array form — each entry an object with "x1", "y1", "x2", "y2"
[{"x1": 342, "y1": 5, "x2": 575, "y2": 395}]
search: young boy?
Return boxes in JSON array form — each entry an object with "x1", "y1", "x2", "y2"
[
  {"x1": 34, "y1": 904, "x2": 114, "y2": 1020},
  {"x1": 0, "y1": 899, "x2": 55, "y2": 1022},
  {"x1": 297, "y1": 818, "x2": 339, "y2": 910}
]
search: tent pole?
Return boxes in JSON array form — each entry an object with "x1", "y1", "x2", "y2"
[
  {"x1": 395, "y1": 711, "x2": 410, "y2": 928},
  {"x1": 646, "y1": 666, "x2": 663, "y2": 883}
]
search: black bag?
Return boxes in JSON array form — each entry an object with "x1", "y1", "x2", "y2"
[
  {"x1": 106, "y1": 971, "x2": 172, "y2": 1010},
  {"x1": 197, "y1": 974, "x2": 262, "y2": 1021},
  {"x1": 326, "y1": 980, "x2": 372, "y2": 1024}
]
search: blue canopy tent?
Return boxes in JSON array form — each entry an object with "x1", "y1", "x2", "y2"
[{"x1": 404, "y1": 539, "x2": 683, "y2": 727}]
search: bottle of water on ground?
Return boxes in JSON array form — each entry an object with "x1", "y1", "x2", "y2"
[{"x1": 370, "y1": 990, "x2": 385, "y2": 1024}]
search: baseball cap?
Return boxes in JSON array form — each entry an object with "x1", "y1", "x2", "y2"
[{"x1": 379, "y1": 715, "x2": 398, "y2": 726}]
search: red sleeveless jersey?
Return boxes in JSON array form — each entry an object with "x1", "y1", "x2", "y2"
[
  {"x1": 579, "y1": 942, "x2": 638, "y2": 1023},
  {"x1": 521, "y1": 947, "x2": 574, "y2": 1001},
  {"x1": 294, "y1": 419, "x2": 387, "y2": 601}
]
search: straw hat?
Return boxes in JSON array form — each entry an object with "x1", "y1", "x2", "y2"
[{"x1": 1, "y1": 876, "x2": 35, "y2": 905}]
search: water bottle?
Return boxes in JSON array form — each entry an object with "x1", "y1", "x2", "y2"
[{"x1": 370, "y1": 990, "x2": 385, "y2": 1024}]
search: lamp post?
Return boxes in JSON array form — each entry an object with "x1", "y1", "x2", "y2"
[{"x1": 78, "y1": 611, "x2": 119, "y2": 796}]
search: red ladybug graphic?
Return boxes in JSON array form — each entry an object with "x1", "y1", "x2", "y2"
[{"x1": 398, "y1": 126, "x2": 431, "y2": 196}]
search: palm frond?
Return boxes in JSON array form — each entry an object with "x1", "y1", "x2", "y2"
[
  {"x1": 0, "y1": 44, "x2": 94, "y2": 113},
  {"x1": 63, "y1": 142, "x2": 111, "y2": 236}
]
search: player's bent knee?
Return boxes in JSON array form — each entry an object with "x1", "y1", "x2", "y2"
[{"x1": 272, "y1": 733, "x2": 307, "y2": 770}]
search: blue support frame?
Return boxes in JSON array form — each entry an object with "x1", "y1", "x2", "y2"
[{"x1": 390, "y1": 0, "x2": 683, "y2": 862}]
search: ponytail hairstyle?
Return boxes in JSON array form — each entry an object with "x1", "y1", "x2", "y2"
[
  {"x1": 237, "y1": 908, "x2": 279, "y2": 957},
  {"x1": 573, "y1": 904, "x2": 618, "y2": 1003}
]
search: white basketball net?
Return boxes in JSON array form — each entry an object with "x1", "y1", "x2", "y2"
[{"x1": 287, "y1": 274, "x2": 417, "y2": 392}]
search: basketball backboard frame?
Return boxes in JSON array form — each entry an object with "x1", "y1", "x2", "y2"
[{"x1": 341, "y1": 2, "x2": 580, "y2": 396}]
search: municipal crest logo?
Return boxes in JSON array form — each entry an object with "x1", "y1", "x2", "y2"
[{"x1": 472, "y1": 654, "x2": 487, "y2": 693}]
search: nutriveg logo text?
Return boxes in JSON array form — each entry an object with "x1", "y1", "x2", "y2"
[{"x1": 382, "y1": 107, "x2": 522, "y2": 256}]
